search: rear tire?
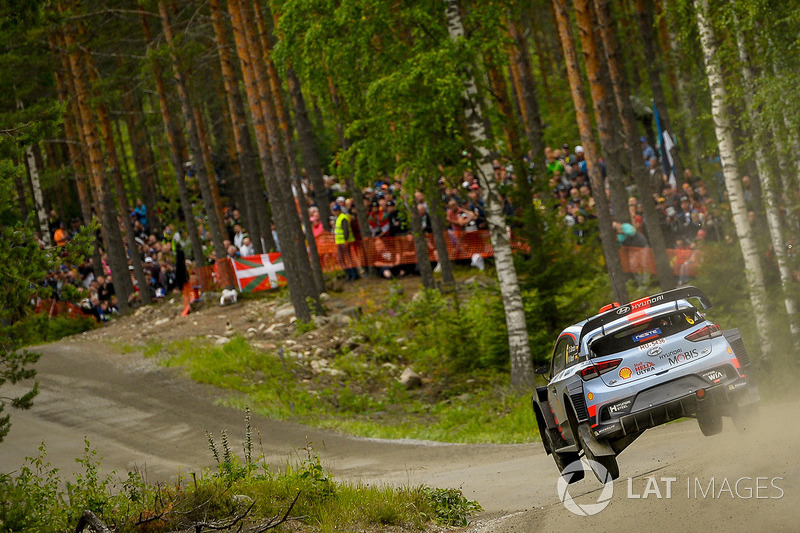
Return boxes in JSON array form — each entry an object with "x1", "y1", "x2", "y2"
[
  {"x1": 544, "y1": 428, "x2": 584, "y2": 484},
  {"x1": 697, "y1": 408, "x2": 723, "y2": 436}
]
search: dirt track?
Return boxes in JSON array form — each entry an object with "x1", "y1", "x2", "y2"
[{"x1": 3, "y1": 338, "x2": 800, "y2": 532}]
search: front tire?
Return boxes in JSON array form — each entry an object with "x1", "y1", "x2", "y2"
[
  {"x1": 578, "y1": 427, "x2": 619, "y2": 482},
  {"x1": 697, "y1": 408, "x2": 723, "y2": 436}
]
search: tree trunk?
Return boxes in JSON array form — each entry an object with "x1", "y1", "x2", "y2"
[
  {"x1": 253, "y1": 1, "x2": 326, "y2": 294},
  {"x1": 403, "y1": 188, "x2": 435, "y2": 289},
  {"x1": 506, "y1": 14, "x2": 547, "y2": 176},
  {"x1": 52, "y1": 39, "x2": 103, "y2": 276},
  {"x1": 573, "y1": 0, "x2": 629, "y2": 224},
  {"x1": 593, "y1": 0, "x2": 676, "y2": 290},
  {"x1": 16, "y1": 101, "x2": 51, "y2": 245},
  {"x1": 446, "y1": 0, "x2": 533, "y2": 390},
  {"x1": 228, "y1": 0, "x2": 314, "y2": 320},
  {"x1": 121, "y1": 87, "x2": 160, "y2": 234},
  {"x1": 192, "y1": 103, "x2": 227, "y2": 241},
  {"x1": 693, "y1": 0, "x2": 772, "y2": 355},
  {"x1": 94, "y1": 87, "x2": 152, "y2": 305},
  {"x1": 208, "y1": 0, "x2": 265, "y2": 254},
  {"x1": 635, "y1": 0, "x2": 683, "y2": 181},
  {"x1": 286, "y1": 66, "x2": 331, "y2": 226},
  {"x1": 141, "y1": 8, "x2": 205, "y2": 263},
  {"x1": 425, "y1": 179, "x2": 455, "y2": 285},
  {"x1": 553, "y1": 0, "x2": 629, "y2": 304},
  {"x1": 158, "y1": 0, "x2": 227, "y2": 262},
  {"x1": 61, "y1": 22, "x2": 133, "y2": 313},
  {"x1": 734, "y1": 25, "x2": 798, "y2": 345}
]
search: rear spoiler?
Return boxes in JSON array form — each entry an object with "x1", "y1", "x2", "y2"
[{"x1": 579, "y1": 286, "x2": 713, "y2": 342}]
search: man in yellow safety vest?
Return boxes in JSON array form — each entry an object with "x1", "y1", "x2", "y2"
[{"x1": 333, "y1": 204, "x2": 359, "y2": 281}]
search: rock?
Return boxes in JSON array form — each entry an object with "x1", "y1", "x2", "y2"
[
  {"x1": 313, "y1": 315, "x2": 329, "y2": 327},
  {"x1": 310, "y1": 359, "x2": 329, "y2": 372},
  {"x1": 251, "y1": 341, "x2": 276, "y2": 351},
  {"x1": 224, "y1": 321, "x2": 234, "y2": 336},
  {"x1": 313, "y1": 347, "x2": 325, "y2": 358},
  {"x1": 399, "y1": 367, "x2": 423, "y2": 389},
  {"x1": 264, "y1": 323, "x2": 282, "y2": 335},
  {"x1": 206, "y1": 335, "x2": 230, "y2": 345},
  {"x1": 289, "y1": 316, "x2": 297, "y2": 325},
  {"x1": 245, "y1": 327, "x2": 257, "y2": 337},
  {"x1": 329, "y1": 313, "x2": 352, "y2": 327},
  {"x1": 328, "y1": 300, "x2": 347, "y2": 310},
  {"x1": 381, "y1": 362, "x2": 398, "y2": 372},
  {"x1": 339, "y1": 306, "x2": 361, "y2": 318},
  {"x1": 258, "y1": 323, "x2": 267, "y2": 331},
  {"x1": 319, "y1": 292, "x2": 331, "y2": 301},
  {"x1": 275, "y1": 303, "x2": 295, "y2": 320},
  {"x1": 284, "y1": 339, "x2": 297, "y2": 347},
  {"x1": 154, "y1": 318, "x2": 169, "y2": 326}
]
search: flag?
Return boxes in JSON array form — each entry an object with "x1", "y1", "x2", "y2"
[
  {"x1": 231, "y1": 253, "x2": 286, "y2": 293},
  {"x1": 652, "y1": 102, "x2": 676, "y2": 184}
]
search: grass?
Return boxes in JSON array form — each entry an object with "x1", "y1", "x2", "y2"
[
  {"x1": 148, "y1": 335, "x2": 538, "y2": 444},
  {"x1": 0, "y1": 435, "x2": 481, "y2": 532}
]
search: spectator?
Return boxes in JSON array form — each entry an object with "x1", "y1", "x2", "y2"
[
  {"x1": 333, "y1": 204, "x2": 359, "y2": 281},
  {"x1": 239, "y1": 236, "x2": 254, "y2": 257}
]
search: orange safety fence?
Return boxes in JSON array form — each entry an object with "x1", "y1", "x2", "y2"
[
  {"x1": 33, "y1": 298, "x2": 94, "y2": 320},
  {"x1": 618, "y1": 246, "x2": 702, "y2": 277},
  {"x1": 195, "y1": 233, "x2": 702, "y2": 291}
]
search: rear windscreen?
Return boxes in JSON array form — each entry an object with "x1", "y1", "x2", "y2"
[{"x1": 590, "y1": 309, "x2": 701, "y2": 357}]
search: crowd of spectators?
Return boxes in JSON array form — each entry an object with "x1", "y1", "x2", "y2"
[{"x1": 39, "y1": 136, "x2": 733, "y2": 321}]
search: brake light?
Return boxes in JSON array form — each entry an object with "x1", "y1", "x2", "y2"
[
  {"x1": 685, "y1": 323, "x2": 722, "y2": 342},
  {"x1": 580, "y1": 358, "x2": 622, "y2": 380}
]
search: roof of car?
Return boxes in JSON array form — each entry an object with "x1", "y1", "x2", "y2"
[{"x1": 577, "y1": 286, "x2": 712, "y2": 344}]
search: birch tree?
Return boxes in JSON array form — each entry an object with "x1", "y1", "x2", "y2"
[
  {"x1": 733, "y1": 24, "x2": 798, "y2": 346},
  {"x1": 446, "y1": 0, "x2": 533, "y2": 389},
  {"x1": 693, "y1": 0, "x2": 771, "y2": 354}
]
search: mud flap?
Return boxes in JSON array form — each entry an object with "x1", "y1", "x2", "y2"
[{"x1": 578, "y1": 423, "x2": 616, "y2": 457}]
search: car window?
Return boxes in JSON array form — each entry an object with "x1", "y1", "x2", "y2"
[
  {"x1": 590, "y1": 309, "x2": 701, "y2": 358},
  {"x1": 551, "y1": 335, "x2": 576, "y2": 376}
]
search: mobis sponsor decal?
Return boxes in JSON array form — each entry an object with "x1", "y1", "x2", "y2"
[
  {"x1": 632, "y1": 328, "x2": 662, "y2": 343},
  {"x1": 634, "y1": 361, "x2": 655, "y2": 375},
  {"x1": 668, "y1": 348, "x2": 699, "y2": 366}
]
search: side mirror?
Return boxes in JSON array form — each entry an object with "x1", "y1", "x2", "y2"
[{"x1": 534, "y1": 366, "x2": 548, "y2": 376}]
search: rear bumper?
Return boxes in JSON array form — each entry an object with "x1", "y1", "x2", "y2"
[{"x1": 591, "y1": 379, "x2": 758, "y2": 439}]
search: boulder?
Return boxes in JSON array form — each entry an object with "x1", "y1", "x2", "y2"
[
  {"x1": 329, "y1": 313, "x2": 352, "y2": 327},
  {"x1": 313, "y1": 315, "x2": 330, "y2": 327},
  {"x1": 339, "y1": 306, "x2": 361, "y2": 318},
  {"x1": 399, "y1": 367, "x2": 423, "y2": 389},
  {"x1": 275, "y1": 304, "x2": 295, "y2": 320}
]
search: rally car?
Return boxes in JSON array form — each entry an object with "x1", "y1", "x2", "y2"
[{"x1": 531, "y1": 286, "x2": 759, "y2": 483}]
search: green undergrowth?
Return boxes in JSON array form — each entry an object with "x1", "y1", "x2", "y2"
[
  {"x1": 0, "y1": 432, "x2": 481, "y2": 532},
  {"x1": 9, "y1": 313, "x2": 97, "y2": 347},
  {"x1": 143, "y1": 281, "x2": 544, "y2": 444}
]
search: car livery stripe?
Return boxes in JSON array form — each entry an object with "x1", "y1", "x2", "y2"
[
  {"x1": 731, "y1": 357, "x2": 740, "y2": 369},
  {"x1": 627, "y1": 310, "x2": 648, "y2": 324},
  {"x1": 588, "y1": 404, "x2": 597, "y2": 419},
  {"x1": 560, "y1": 332, "x2": 577, "y2": 342}
]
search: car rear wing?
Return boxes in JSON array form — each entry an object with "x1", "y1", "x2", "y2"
[{"x1": 579, "y1": 286, "x2": 713, "y2": 342}]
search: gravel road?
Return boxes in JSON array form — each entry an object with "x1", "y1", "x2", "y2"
[{"x1": 3, "y1": 339, "x2": 799, "y2": 531}]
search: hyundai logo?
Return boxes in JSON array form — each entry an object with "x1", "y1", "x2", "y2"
[
  {"x1": 616, "y1": 306, "x2": 630, "y2": 314},
  {"x1": 648, "y1": 346, "x2": 663, "y2": 356}
]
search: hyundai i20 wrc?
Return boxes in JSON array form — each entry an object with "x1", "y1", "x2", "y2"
[{"x1": 531, "y1": 286, "x2": 759, "y2": 483}]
